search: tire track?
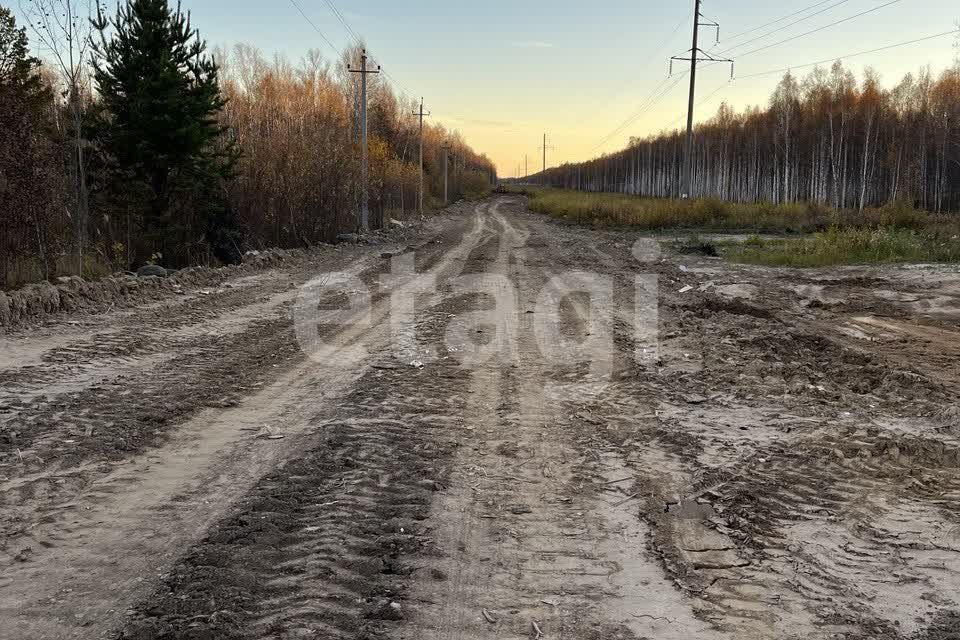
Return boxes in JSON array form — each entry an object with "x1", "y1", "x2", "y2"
[{"x1": 0, "y1": 210, "x2": 486, "y2": 640}]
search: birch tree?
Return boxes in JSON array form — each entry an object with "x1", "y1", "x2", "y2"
[{"x1": 19, "y1": 0, "x2": 93, "y2": 275}]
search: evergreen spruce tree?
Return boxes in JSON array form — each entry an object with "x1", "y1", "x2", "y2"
[
  {"x1": 91, "y1": 0, "x2": 238, "y2": 266},
  {"x1": 0, "y1": 7, "x2": 43, "y2": 100},
  {"x1": 0, "y1": 6, "x2": 62, "y2": 280}
]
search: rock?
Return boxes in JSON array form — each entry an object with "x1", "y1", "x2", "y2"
[
  {"x1": 336, "y1": 233, "x2": 360, "y2": 244},
  {"x1": 137, "y1": 265, "x2": 169, "y2": 278},
  {"x1": 368, "y1": 600, "x2": 404, "y2": 621}
]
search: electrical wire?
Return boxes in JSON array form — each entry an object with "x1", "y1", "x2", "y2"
[
  {"x1": 735, "y1": 0, "x2": 904, "y2": 60},
  {"x1": 594, "y1": 72, "x2": 688, "y2": 151},
  {"x1": 650, "y1": 29, "x2": 957, "y2": 147},
  {"x1": 571, "y1": 9, "x2": 690, "y2": 130},
  {"x1": 660, "y1": 76, "x2": 731, "y2": 131},
  {"x1": 293, "y1": 0, "x2": 422, "y2": 106},
  {"x1": 593, "y1": 75, "x2": 676, "y2": 150},
  {"x1": 322, "y1": 0, "x2": 362, "y2": 46},
  {"x1": 716, "y1": 0, "x2": 852, "y2": 56},
  {"x1": 723, "y1": 0, "x2": 838, "y2": 41},
  {"x1": 287, "y1": 0, "x2": 341, "y2": 56},
  {"x1": 736, "y1": 29, "x2": 960, "y2": 79}
]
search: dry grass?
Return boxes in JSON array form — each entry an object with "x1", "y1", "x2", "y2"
[
  {"x1": 513, "y1": 186, "x2": 949, "y2": 233},
  {"x1": 511, "y1": 186, "x2": 960, "y2": 266}
]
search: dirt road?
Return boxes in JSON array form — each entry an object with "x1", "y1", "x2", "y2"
[{"x1": 2, "y1": 196, "x2": 959, "y2": 640}]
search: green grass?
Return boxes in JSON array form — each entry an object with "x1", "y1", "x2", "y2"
[
  {"x1": 505, "y1": 186, "x2": 960, "y2": 266},
  {"x1": 720, "y1": 227, "x2": 960, "y2": 267}
]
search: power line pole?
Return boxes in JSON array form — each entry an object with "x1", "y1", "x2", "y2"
[
  {"x1": 671, "y1": 1, "x2": 732, "y2": 199},
  {"x1": 524, "y1": 154, "x2": 528, "y2": 179},
  {"x1": 442, "y1": 141, "x2": 452, "y2": 204},
  {"x1": 539, "y1": 133, "x2": 555, "y2": 186},
  {"x1": 348, "y1": 49, "x2": 380, "y2": 231},
  {"x1": 412, "y1": 97, "x2": 430, "y2": 215}
]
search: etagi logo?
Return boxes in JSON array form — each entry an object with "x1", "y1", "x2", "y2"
[{"x1": 293, "y1": 238, "x2": 660, "y2": 400}]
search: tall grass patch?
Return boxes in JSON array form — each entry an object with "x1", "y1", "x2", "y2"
[{"x1": 722, "y1": 227, "x2": 960, "y2": 267}]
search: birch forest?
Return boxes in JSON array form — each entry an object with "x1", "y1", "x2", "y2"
[{"x1": 540, "y1": 62, "x2": 960, "y2": 213}]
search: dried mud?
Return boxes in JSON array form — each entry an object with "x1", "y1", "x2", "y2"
[{"x1": 2, "y1": 198, "x2": 959, "y2": 640}]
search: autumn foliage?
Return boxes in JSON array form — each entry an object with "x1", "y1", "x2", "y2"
[
  {"x1": 217, "y1": 45, "x2": 494, "y2": 248},
  {"x1": 0, "y1": 2, "x2": 495, "y2": 287}
]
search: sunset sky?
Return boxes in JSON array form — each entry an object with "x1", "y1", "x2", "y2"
[{"x1": 23, "y1": 0, "x2": 959, "y2": 176}]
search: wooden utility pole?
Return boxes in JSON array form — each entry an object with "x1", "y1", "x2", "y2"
[
  {"x1": 412, "y1": 97, "x2": 430, "y2": 214},
  {"x1": 671, "y1": 1, "x2": 732, "y2": 199},
  {"x1": 348, "y1": 49, "x2": 380, "y2": 231},
  {"x1": 442, "y1": 141, "x2": 452, "y2": 204}
]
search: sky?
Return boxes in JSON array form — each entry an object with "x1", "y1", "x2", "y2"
[{"x1": 18, "y1": 0, "x2": 960, "y2": 175}]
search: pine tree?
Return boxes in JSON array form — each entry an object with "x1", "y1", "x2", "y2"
[
  {"x1": 91, "y1": 0, "x2": 238, "y2": 266},
  {"x1": 0, "y1": 7, "x2": 63, "y2": 281}
]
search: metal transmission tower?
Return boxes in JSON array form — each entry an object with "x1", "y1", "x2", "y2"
[
  {"x1": 348, "y1": 50, "x2": 380, "y2": 231},
  {"x1": 539, "y1": 134, "x2": 555, "y2": 185},
  {"x1": 412, "y1": 98, "x2": 430, "y2": 215},
  {"x1": 670, "y1": 1, "x2": 734, "y2": 199}
]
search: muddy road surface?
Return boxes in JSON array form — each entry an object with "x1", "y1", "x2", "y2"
[{"x1": 2, "y1": 196, "x2": 959, "y2": 640}]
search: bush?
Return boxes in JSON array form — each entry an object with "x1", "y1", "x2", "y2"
[{"x1": 461, "y1": 170, "x2": 492, "y2": 200}]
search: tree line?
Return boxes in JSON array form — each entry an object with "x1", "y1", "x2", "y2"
[
  {"x1": 535, "y1": 61, "x2": 960, "y2": 214},
  {"x1": 0, "y1": 0, "x2": 495, "y2": 286}
]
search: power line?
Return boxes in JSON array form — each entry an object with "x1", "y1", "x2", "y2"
[
  {"x1": 650, "y1": 12, "x2": 694, "y2": 65},
  {"x1": 672, "y1": 0, "x2": 733, "y2": 198},
  {"x1": 290, "y1": 0, "x2": 498, "y2": 173},
  {"x1": 290, "y1": 0, "x2": 420, "y2": 103},
  {"x1": 322, "y1": 0, "x2": 362, "y2": 46},
  {"x1": 696, "y1": 78, "x2": 731, "y2": 110},
  {"x1": 317, "y1": 0, "x2": 419, "y2": 98},
  {"x1": 570, "y1": 9, "x2": 690, "y2": 135},
  {"x1": 663, "y1": 78, "x2": 728, "y2": 131},
  {"x1": 735, "y1": 0, "x2": 904, "y2": 60},
  {"x1": 716, "y1": 0, "x2": 853, "y2": 56},
  {"x1": 650, "y1": 29, "x2": 957, "y2": 147},
  {"x1": 593, "y1": 73, "x2": 687, "y2": 151},
  {"x1": 288, "y1": 0, "x2": 341, "y2": 55},
  {"x1": 413, "y1": 98, "x2": 430, "y2": 214},
  {"x1": 594, "y1": 0, "x2": 884, "y2": 156},
  {"x1": 348, "y1": 49, "x2": 380, "y2": 231},
  {"x1": 736, "y1": 29, "x2": 960, "y2": 79},
  {"x1": 721, "y1": 0, "x2": 849, "y2": 46},
  {"x1": 539, "y1": 133, "x2": 555, "y2": 179}
]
